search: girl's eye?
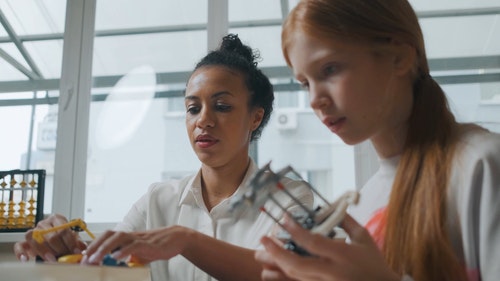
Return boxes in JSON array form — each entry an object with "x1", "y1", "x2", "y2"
[
  {"x1": 216, "y1": 104, "x2": 232, "y2": 112},
  {"x1": 323, "y1": 64, "x2": 338, "y2": 76},
  {"x1": 186, "y1": 105, "x2": 200, "y2": 114}
]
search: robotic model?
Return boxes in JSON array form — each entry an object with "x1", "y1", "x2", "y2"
[{"x1": 230, "y1": 162, "x2": 359, "y2": 255}]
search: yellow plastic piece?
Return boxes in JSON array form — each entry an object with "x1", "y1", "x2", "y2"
[
  {"x1": 127, "y1": 262, "x2": 144, "y2": 267},
  {"x1": 57, "y1": 253, "x2": 83, "y2": 263},
  {"x1": 31, "y1": 218, "x2": 143, "y2": 267},
  {"x1": 127, "y1": 255, "x2": 144, "y2": 267},
  {"x1": 32, "y1": 219, "x2": 95, "y2": 244}
]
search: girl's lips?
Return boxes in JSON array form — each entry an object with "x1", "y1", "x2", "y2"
[
  {"x1": 323, "y1": 117, "x2": 346, "y2": 133},
  {"x1": 195, "y1": 134, "x2": 219, "y2": 148}
]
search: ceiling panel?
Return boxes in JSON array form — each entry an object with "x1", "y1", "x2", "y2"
[
  {"x1": 0, "y1": 42, "x2": 29, "y2": 69},
  {"x1": 95, "y1": 0, "x2": 207, "y2": 30},
  {"x1": 24, "y1": 40, "x2": 64, "y2": 79},
  {"x1": 409, "y1": 0, "x2": 500, "y2": 11},
  {"x1": 0, "y1": 55, "x2": 28, "y2": 81},
  {"x1": 229, "y1": 0, "x2": 282, "y2": 21},
  {"x1": 92, "y1": 31, "x2": 206, "y2": 76},
  {"x1": 0, "y1": 0, "x2": 66, "y2": 35}
]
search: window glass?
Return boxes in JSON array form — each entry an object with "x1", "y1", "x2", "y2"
[
  {"x1": 85, "y1": 0, "x2": 206, "y2": 223},
  {"x1": 0, "y1": 22, "x2": 7, "y2": 36},
  {"x1": 0, "y1": 0, "x2": 66, "y2": 35},
  {"x1": 229, "y1": 0, "x2": 282, "y2": 21},
  {"x1": 166, "y1": 96, "x2": 186, "y2": 114},
  {"x1": 229, "y1": 26, "x2": 286, "y2": 67},
  {"x1": 95, "y1": 0, "x2": 207, "y2": 29},
  {"x1": 409, "y1": 0, "x2": 500, "y2": 11},
  {"x1": 92, "y1": 32, "x2": 206, "y2": 76},
  {"x1": 0, "y1": 43, "x2": 30, "y2": 71},
  {"x1": 0, "y1": 0, "x2": 66, "y2": 217},
  {"x1": 0, "y1": 57, "x2": 27, "y2": 81},
  {"x1": 0, "y1": 99, "x2": 56, "y2": 215},
  {"x1": 23, "y1": 40, "x2": 64, "y2": 79},
  {"x1": 419, "y1": 9, "x2": 500, "y2": 136},
  {"x1": 276, "y1": 91, "x2": 300, "y2": 108},
  {"x1": 445, "y1": 82, "x2": 500, "y2": 133},
  {"x1": 421, "y1": 15, "x2": 500, "y2": 58},
  {"x1": 0, "y1": 105, "x2": 32, "y2": 171}
]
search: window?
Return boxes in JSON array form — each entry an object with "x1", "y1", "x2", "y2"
[{"x1": 0, "y1": 0, "x2": 66, "y2": 217}]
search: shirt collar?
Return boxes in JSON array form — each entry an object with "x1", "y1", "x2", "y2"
[
  {"x1": 178, "y1": 160, "x2": 259, "y2": 214},
  {"x1": 178, "y1": 170, "x2": 202, "y2": 207}
]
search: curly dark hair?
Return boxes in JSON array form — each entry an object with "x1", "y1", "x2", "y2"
[{"x1": 191, "y1": 34, "x2": 274, "y2": 141}]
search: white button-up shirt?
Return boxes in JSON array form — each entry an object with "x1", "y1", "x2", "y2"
[{"x1": 115, "y1": 160, "x2": 314, "y2": 281}]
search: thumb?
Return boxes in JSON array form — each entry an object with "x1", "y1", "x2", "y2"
[
  {"x1": 13, "y1": 241, "x2": 31, "y2": 260},
  {"x1": 76, "y1": 240, "x2": 88, "y2": 252},
  {"x1": 341, "y1": 214, "x2": 375, "y2": 245}
]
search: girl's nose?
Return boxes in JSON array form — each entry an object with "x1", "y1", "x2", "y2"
[
  {"x1": 308, "y1": 84, "x2": 331, "y2": 110},
  {"x1": 196, "y1": 108, "x2": 215, "y2": 128}
]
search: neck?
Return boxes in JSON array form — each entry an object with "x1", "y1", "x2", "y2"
[
  {"x1": 200, "y1": 156, "x2": 251, "y2": 211},
  {"x1": 371, "y1": 123, "x2": 408, "y2": 159}
]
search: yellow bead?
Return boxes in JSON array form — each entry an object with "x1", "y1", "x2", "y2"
[{"x1": 57, "y1": 254, "x2": 83, "y2": 263}]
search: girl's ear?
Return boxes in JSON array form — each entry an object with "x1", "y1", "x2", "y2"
[
  {"x1": 251, "y1": 107, "x2": 265, "y2": 131},
  {"x1": 393, "y1": 43, "x2": 417, "y2": 76}
]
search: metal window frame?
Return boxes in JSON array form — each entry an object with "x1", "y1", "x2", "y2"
[{"x1": 51, "y1": 0, "x2": 96, "y2": 218}]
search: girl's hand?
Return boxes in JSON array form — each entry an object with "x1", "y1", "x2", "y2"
[
  {"x1": 81, "y1": 225, "x2": 195, "y2": 265},
  {"x1": 13, "y1": 214, "x2": 86, "y2": 262},
  {"x1": 255, "y1": 235, "x2": 298, "y2": 281},
  {"x1": 255, "y1": 214, "x2": 400, "y2": 281}
]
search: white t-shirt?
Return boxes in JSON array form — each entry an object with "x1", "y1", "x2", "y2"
[
  {"x1": 349, "y1": 129, "x2": 500, "y2": 281},
  {"x1": 115, "y1": 160, "x2": 314, "y2": 281}
]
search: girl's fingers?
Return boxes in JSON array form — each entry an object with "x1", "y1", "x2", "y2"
[
  {"x1": 83, "y1": 231, "x2": 128, "y2": 264},
  {"x1": 255, "y1": 248, "x2": 278, "y2": 268},
  {"x1": 280, "y1": 216, "x2": 340, "y2": 258},
  {"x1": 341, "y1": 214, "x2": 376, "y2": 246},
  {"x1": 59, "y1": 229, "x2": 82, "y2": 254},
  {"x1": 41, "y1": 230, "x2": 72, "y2": 256},
  {"x1": 259, "y1": 214, "x2": 395, "y2": 281},
  {"x1": 261, "y1": 268, "x2": 296, "y2": 281},
  {"x1": 30, "y1": 215, "x2": 75, "y2": 259},
  {"x1": 109, "y1": 240, "x2": 142, "y2": 261},
  {"x1": 13, "y1": 241, "x2": 35, "y2": 261},
  {"x1": 84, "y1": 230, "x2": 117, "y2": 255},
  {"x1": 259, "y1": 236, "x2": 311, "y2": 278},
  {"x1": 278, "y1": 213, "x2": 379, "y2": 266},
  {"x1": 24, "y1": 231, "x2": 60, "y2": 262},
  {"x1": 260, "y1": 236, "x2": 334, "y2": 281}
]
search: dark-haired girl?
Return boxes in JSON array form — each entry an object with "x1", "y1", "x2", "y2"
[{"x1": 14, "y1": 34, "x2": 313, "y2": 281}]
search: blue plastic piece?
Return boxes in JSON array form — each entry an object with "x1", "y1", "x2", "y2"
[{"x1": 102, "y1": 254, "x2": 128, "y2": 267}]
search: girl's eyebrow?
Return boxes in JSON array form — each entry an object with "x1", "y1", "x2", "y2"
[
  {"x1": 185, "y1": 95, "x2": 198, "y2": 101},
  {"x1": 185, "y1": 91, "x2": 234, "y2": 101}
]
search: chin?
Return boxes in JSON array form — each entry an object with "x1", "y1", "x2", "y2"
[
  {"x1": 197, "y1": 155, "x2": 222, "y2": 167},
  {"x1": 195, "y1": 152, "x2": 212, "y2": 162},
  {"x1": 339, "y1": 135, "x2": 365, "y2": 146}
]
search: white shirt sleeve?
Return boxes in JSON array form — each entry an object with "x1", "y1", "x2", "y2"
[{"x1": 449, "y1": 130, "x2": 500, "y2": 281}]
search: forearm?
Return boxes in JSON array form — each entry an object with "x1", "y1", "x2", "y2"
[{"x1": 182, "y1": 231, "x2": 262, "y2": 281}]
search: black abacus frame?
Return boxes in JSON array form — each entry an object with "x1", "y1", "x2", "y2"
[{"x1": 0, "y1": 169, "x2": 46, "y2": 232}]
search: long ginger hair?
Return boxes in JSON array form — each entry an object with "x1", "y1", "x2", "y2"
[{"x1": 282, "y1": 0, "x2": 467, "y2": 280}]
